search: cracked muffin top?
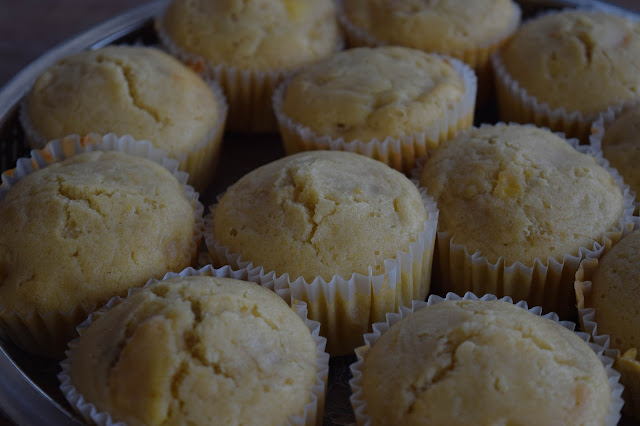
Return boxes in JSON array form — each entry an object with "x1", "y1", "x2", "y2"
[
  {"x1": 498, "y1": 10, "x2": 640, "y2": 115},
  {"x1": 419, "y1": 124, "x2": 623, "y2": 266},
  {"x1": 0, "y1": 151, "x2": 197, "y2": 318},
  {"x1": 25, "y1": 46, "x2": 220, "y2": 155},
  {"x1": 342, "y1": 0, "x2": 519, "y2": 53},
  {"x1": 360, "y1": 300, "x2": 611, "y2": 425},
  {"x1": 159, "y1": 0, "x2": 341, "y2": 71},
  {"x1": 600, "y1": 105, "x2": 640, "y2": 200},
  {"x1": 211, "y1": 150, "x2": 428, "y2": 281},
  {"x1": 69, "y1": 275, "x2": 318, "y2": 426},
  {"x1": 280, "y1": 46, "x2": 466, "y2": 142}
]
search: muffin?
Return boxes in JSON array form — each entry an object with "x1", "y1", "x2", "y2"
[
  {"x1": 417, "y1": 124, "x2": 635, "y2": 318},
  {"x1": 59, "y1": 266, "x2": 329, "y2": 426},
  {"x1": 273, "y1": 47, "x2": 476, "y2": 172},
  {"x1": 576, "y1": 230, "x2": 640, "y2": 420},
  {"x1": 21, "y1": 45, "x2": 226, "y2": 191},
  {"x1": 350, "y1": 293, "x2": 624, "y2": 426},
  {"x1": 156, "y1": 0, "x2": 342, "y2": 133},
  {"x1": 338, "y1": 0, "x2": 521, "y2": 103},
  {"x1": 205, "y1": 150, "x2": 439, "y2": 355},
  {"x1": 493, "y1": 9, "x2": 640, "y2": 142},
  {"x1": 590, "y1": 105, "x2": 640, "y2": 213},
  {"x1": 0, "y1": 134, "x2": 203, "y2": 359}
]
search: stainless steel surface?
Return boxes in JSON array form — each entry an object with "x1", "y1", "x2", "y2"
[
  {"x1": 0, "y1": 345, "x2": 82, "y2": 425},
  {"x1": 0, "y1": 1, "x2": 637, "y2": 424}
]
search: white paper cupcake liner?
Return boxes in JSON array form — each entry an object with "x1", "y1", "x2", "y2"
[
  {"x1": 169, "y1": 79, "x2": 227, "y2": 192},
  {"x1": 589, "y1": 108, "x2": 617, "y2": 152},
  {"x1": 204, "y1": 187, "x2": 439, "y2": 356},
  {"x1": 576, "y1": 249, "x2": 640, "y2": 420},
  {"x1": 19, "y1": 72, "x2": 228, "y2": 192},
  {"x1": 589, "y1": 107, "x2": 640, "y2": 216},
  {"x1": 349, "y1": 292, "x2": 625, "y2": 426},
  {"x1": 0, "y1": 134, "x2": 204, "y2": 359},
  {"x1": 272, "y1": 55, "x2": 477, "y2": 173},
  {"x1": 155, "y1": 15, "x2": 344, "y2": 134},
  {"x1": 412, "y1": 124, "x2": 636, "y2": 319},
  {"x1": 58, "y1": 264, "x2": 329, "y2": 426},
  {"x1": 492, "y1": 8, "x2": 640, "y2": 142}
]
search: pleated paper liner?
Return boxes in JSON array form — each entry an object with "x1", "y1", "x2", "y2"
[
  {"x1": 204, "y1": 188, "x2": 439, "y2": 356},
  {"x1": 58, "y1": 265, "x2": 329, "y2": 426},
  {"x1": 272, "y1": 55, "x2": 477, "y2": 173},
  {"x1": 155, "y1": 15, "x2": 344, "y2": 134},
  {"x1": 349, "y1": 292, "x2": 624, "y2": 426},
  {"x1": 576, "y1": 247, "x2": 640, "y2": 421},
  {"x1": 0, "y1": 134, "x2": 204, "y2": 359}
]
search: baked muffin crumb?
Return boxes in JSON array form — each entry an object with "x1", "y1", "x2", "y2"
[
  {"x1": 69, "y1": 276, "x2": 318, "y2": 426},
  {"x1": 359, "y1": 299, "x2": 612, "y2": 425}
]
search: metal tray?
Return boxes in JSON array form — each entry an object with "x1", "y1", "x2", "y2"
[{"x1": 0, "y1": 1, "x2": 636, "y2": 425}]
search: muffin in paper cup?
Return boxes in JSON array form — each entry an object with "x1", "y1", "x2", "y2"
[
  {"x1": 18, "y1": 45, "x2": 228, "y2": 192},
  {"x1": 204, "y1": 150, "x2": 439, "y2": 355},
  {"x1": 272, "y1": 48, "x2": 477, "y2": 173},
  {"x1": 0, "y1": 133, "x2": 204, "y2": 359},
  {"x1": 349, "y1": 292, "x2": 625, "y2": 426},
  {"x1": 414, "y1": 124, "x2": 636, "y2": 320},
  {"x1": 575, "y1": 228, "x2": 640, "y2": 421},
  {"x1": 155, "y1": 0, "x2": 343, "y2": 134},
  {"x1": 589, "y1": 106, "x2": 640, "y2": 215},
  {"x1": 336, "y1": 0, "x2": 521, "y2": 105},
  {"x1": 58, "y1": 264, "x2": 329, "y2": 426},
  {"x1": 492, "y1": 8, "x2": 640, "y2": 143}
]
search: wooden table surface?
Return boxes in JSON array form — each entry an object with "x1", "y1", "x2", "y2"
[{"x1": 0, "y1": 0, "x2": 639, "y2": 425}]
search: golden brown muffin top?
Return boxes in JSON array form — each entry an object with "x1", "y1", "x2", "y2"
[
  {"x1": 419, "y1": 124, "x2": 623, "y2": 265},
  {"x1": 70, "y1": 276, "x2": 318, "y2": 426},
  {"x1": 601, "y1": 105, "x2": 640, "y2": 198},
  {"x1": 213, "y1": 150, "x2": 428, "y2": 281},
  {"x1": 160, "y1": 0, "x2": 341, "y2": 71},
  {"x1": 27, "y1": 46, "x2": 220, "y2": 157},
  {"x1": 587, "y1": 231, "x2": 640, "y2": 353},
  {"x1": 500, "y1": 10, "x2": 640, "y2": 115},
  {"x1": 343, "y1": 0, "x2": 520, "y2": 52},
  {"x1": 0, "y1": 151, "x2": 196, "y2": 315},
  {"x1": 361, "y1": 300, "x2": 611, "y2": 426},
  {"x1": 281, "y1": 47, "x2": 465, "y2": 141}
]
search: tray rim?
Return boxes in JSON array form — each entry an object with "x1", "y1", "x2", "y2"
[
  {"x1": 0, "y1": 0, "x2": 636, "y2": 424},
  {"x1": 0, "y1": 2, "x2": 166, "y2": 425}
]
